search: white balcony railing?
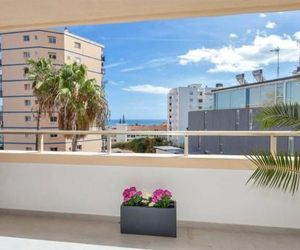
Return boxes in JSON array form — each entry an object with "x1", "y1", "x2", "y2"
[{"x1": 1, "y1": 129, "x2": 300, "y2": 155}]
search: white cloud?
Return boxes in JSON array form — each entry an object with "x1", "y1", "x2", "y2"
[
  {"x1": 105, "y1": 62, "x2": 126, "y2": 69},
  {"x1": 259, "y1": 13, "x2": 267, "y2": 18},
  {"x1": 121, "y1": 57, "x2": 176, "y2": 73},
  {"x1": 229, "y1": 33, "x2": 238, "y2": 39},
  {"x1": 294, "y1": 32, "x2": 300, "y2": 40},
  {"x1": 178, "y1": 32, "x2": 300, "y2": 73},
  {"x1": 122, "y1": 84, "x2": 171, "y2": 95},
  {"x1": 265, "y1": 21, "x2": 276, "y2": 29},
  {"x1": 121, "y1": 66, "x2": 145, "y2": 72},
  {"x1": 246, "y1": 29, "x2": 252, "y2": 34}
]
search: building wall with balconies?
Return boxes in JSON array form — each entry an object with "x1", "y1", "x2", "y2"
[
  {"x1": 167, "y1": 84, "x2": 215, "y2": 146},
  {"x1": 0, "y1": 29, "x2": 105, "y2": 151}
]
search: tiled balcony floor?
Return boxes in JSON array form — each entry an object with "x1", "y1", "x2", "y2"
[{"x1": 0, "y1": 212, "x2": 299, "y2": 250}]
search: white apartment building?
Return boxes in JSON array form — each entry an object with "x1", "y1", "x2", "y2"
[{"x1": 167, "y1": 84, "x2": 221, "y2": 145}]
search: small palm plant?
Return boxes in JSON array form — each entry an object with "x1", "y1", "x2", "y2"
[{"x1": 247, "y1": 103, "x2": 300, "y2": 194}]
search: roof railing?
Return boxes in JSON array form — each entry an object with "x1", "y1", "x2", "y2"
[{"x1": 1, "y1": 129, "x2": 300, "y2": 156}]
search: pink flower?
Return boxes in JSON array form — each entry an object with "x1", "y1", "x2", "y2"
[
  {"x1": 152, "y1": 189, "x2": 172, "y2": 203},
  {"x1": 122, "y1": 187, "x2": 142, "y2": 203}
]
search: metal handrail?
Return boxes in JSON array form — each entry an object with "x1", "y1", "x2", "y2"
[{"x1": 0, "y1": 129, "x2": 299, "y2": 155}]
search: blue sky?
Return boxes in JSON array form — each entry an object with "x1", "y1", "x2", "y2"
[{"x1": 67, "y1": 11, "x2": 300, "y2": 120}]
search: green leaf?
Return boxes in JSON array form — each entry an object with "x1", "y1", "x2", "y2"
[
  {"x1": 256, "y1": 102, "x2": 300, "y2": 130},
  {"x1": 247, "y1": 152, "x2": 300, "y2": 194}
]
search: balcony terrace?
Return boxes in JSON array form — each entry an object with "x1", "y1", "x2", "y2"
[
  {"x1": 1, "y1": 0, "x2": 300, "y2": 248},
  {"x1": 0, "y1": 130, "x2": 300, "y2": 249}
]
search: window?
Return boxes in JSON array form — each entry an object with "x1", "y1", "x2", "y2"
[
  {"x1": 198, "y1": 99, "x2": 203, "y2": 103},
  {"x1": 34, "y1": 35, "x2": 38, "y2": 40},
  {"x1": 25, "y1": 116, "x2": 31, "y2": 122},
  {"x1": 25, "y1": 147, "x2": 33, "y2": 151},
  {"x1": 189, "y1": 91, "x2": 193, "y2": 95},
  {"x1": 249, "y1": 87, "x2": 260, "y2": 107},
  {"x1": 50, "y1": 134, "x2": 58, "y2": 138},
  {"x1": 23, "y1": 35, "x2": 30, "y2": 42},
  {"x1": 199, "y1": 92, "x2": 203, "y2": 96},
  {"x1": 50, "y1": 116, "x2": 57, "y2": 122},
  {"x1": 276, "y1": 83, "x2": 284, "y2": 104},
  {"x1": 77, "y1": 145, "x2": 82, "y2": 150},
  {"x1": 24, "y1": 100, "x2": 31, "y2": 106},
  {"x1": 189, "y1": 98, "x2": 193, "y2": 102},
  {"x1": 286, "y1": 80, "x2": 300, "y2": 103},
  {"x1": 48, "y1": 52, "x2": 57, "y2": 60},
  {"x1": 24, "y1": 83, "x2": 31, "y2": 90},
  {"x1": 50, "y1": 147, "x2": 58, "y2": 151},
  {"x1": 48, "y1": 36, "x2": 56, "y2": 44},
  {"x1": 230, "y1": 89, "x2": 246, "y2": 109},
  {"x1": 23, "y1": 67, "x2": 29, "y2": 77},
  {"x1": 23, "y1": 51, "x2": 30, "y2": 59},
  {"x1": 74, "y1": 42, "x2": 81, "y2": 49},
  {"x1": 216, "y1": 92, "x2": 230, "y2": 109},
  {"x1": 260, "y1": 85, "x2": 275, "y2": 106}
]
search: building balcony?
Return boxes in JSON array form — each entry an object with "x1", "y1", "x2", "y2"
[{"x1": 0, "y1": 129, "x2": 299, "y2": 249}]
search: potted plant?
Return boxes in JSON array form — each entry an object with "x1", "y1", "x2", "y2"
[{"x1": 120, "y1": 187, "x2": 177, "y2": 237}]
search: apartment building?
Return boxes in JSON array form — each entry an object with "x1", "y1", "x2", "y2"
[
  {"x1": 0, "y1": 29, "x2": 105, "y2": 151},
  {"x1": 167, "y1": 83, "x2": 221, "y2": 145},
  {"x1": 188, "y1": 70, "x2": 300, "y2": 155}
]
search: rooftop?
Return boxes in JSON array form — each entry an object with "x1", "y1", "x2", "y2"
[
  {"x1": 212, "y1": 73, "x2": 300, "y2": 92},
  {"x1": 0, "y1": 28, "x2": 105, "y2": 48}
]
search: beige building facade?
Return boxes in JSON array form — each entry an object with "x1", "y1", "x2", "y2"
[{"x1": 0, "y1": 29, "x2": 105, "y2": 151}]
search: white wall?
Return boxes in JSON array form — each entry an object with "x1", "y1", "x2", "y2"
[{"x1": 0, "y1": 163, "x2": 299, "y2": 229}]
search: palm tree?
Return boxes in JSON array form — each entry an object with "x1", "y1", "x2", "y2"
[
  {"x1": 55, "y1": 62, "x2": 108, "y2": 151},
  {"x1": 247, "y1": 103, "x2": 300, "y2": 194},
  {"x1": 27, "y1": 59, "x2": 58, "y2": 150}
]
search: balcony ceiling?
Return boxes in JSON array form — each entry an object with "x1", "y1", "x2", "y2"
[{"x1": 0, "y1": 0, "x2": 300, "y2": 31}]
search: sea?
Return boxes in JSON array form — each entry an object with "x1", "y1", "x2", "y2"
[{"x1": 108, "y1": 119, "x2": 166, "y2": 126}]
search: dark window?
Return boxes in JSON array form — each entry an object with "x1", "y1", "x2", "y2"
[
  {"x1": 23, "y1": 51, "x2": 30, "y2": 59},
  {"x1": 25, "y1": 116, "x2": 31, "y2": 122},
  {"x1": 48, "y1": 36, "x2": 56, "y2": 44},
  {"x1": 48, "y1": 52, "x2": 57, "y2": 60},
  {"x1": 50, "y1": 116, "x2": 58, "y2": 122},
  {"x1": 23, "y1": 35, "x2": 30, "y2": 42},
  {"x1": 23, "y1": 67, "x2": 29, "y2": 76},
  {"x1": 24, "y1": 100, "x2": 31, "y2": 106},
  {"x1": 74, "y1": 42, "x2": 81, "y2": 49}
]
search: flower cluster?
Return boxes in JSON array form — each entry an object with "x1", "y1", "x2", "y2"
[
  {"x1": 122, "y1": 187, "x2": 143, "y2": 206},
  {"x1": 122, "y1": 187, "x2": 173, "y2": 208}
]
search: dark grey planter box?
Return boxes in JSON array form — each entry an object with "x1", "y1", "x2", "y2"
[{"x1": 120, "y1": 202, "x2": 177, "y2": 237}]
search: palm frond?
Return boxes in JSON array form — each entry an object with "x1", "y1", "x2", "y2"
[
  {"x1": 247, "y1": 152, "x2": 300, "y2": 194},
  {"x1": 256, "y1": 103, "x2": 300, "y2": 130}
]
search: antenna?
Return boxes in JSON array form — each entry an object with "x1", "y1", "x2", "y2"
[{"x1": 270, "y1": 47, "x2": 280, "y2": 78}]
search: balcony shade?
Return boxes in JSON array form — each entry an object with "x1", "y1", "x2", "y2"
[{"x1": 1, "y1": 0, "x2": 300, "y2": 31}]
